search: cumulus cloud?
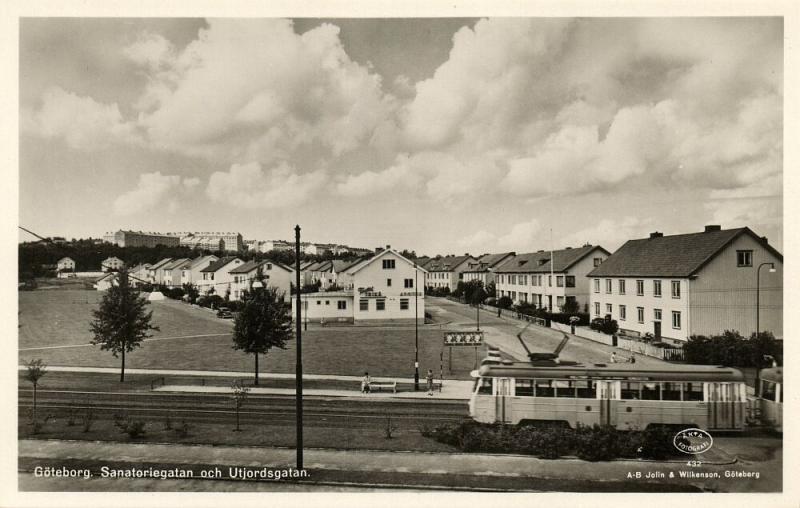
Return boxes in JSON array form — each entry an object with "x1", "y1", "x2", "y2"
[
  {"x1": 206, "y1": 161, "x2": 327, "y2": 209},
  {"x1": 23, "y1": 87, "x2": 140, "y2": 150},
  {"x1": 458, "y1": 219, "x2": 544, "y2": 253},
  {"x1": 113, "y1": 172, "x2": 194, "y2": 215},
  {"x1": 559, "y1": 217, "x2": 657, "y2": 253}
]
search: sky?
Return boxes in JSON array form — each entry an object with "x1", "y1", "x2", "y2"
[{"x1": 18, "y1": 17, "x2": 783, "y2": 256}]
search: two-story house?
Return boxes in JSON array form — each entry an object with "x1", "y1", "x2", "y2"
[
  {"x1": 461, "y1": 252, "x2": 516, "y2": 287},
  {"x1": 148, "y1": 258, "x2": 173, "y2": 285},
  {"x1": 197, "y1": 256, "x2": 244, "y2": 296},
  {"x1": 588, "y1": 226, "x2": 783, "y2": 343},
  {"x1": 181, "y1": 255, "x2": 219, "y2": 286},
  {"x1": 102, "y1": 256, "x2": 125, "y2": 272},
  {"x1": 57, "y1": 257, "x2": 76, "y2": 272},
  {"x1": 229, "y1": 259, "x2": 294, "y2": 301},
  {"x1": 495, "y1": 245, "x2": 610, "y2": 312},
  {"x1": 163, "y1": 258, "x2": 192, "y2": 288},
  {"x1": 423, "y1": 255, "x2": 478, "y2": 292}
]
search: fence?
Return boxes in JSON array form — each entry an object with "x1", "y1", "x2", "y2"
[
  {"x1": 444, "y1": 297, "x2": 548, "y2": 327},
  {"x1": 550, "y1": 322, "x2": 615, "y2": 346},
  {"x1": 616, "y1": 336, "x2": 685, "y2": 362}
]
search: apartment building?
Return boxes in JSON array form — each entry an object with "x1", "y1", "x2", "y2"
[
  {"x1": 180, "y1": 255, "x2": 219, "y2": 286},
  {"x1": 588, "y1": 226, "x2": 783, "y2": 343},
  {"x1": 102, "y1": 257, "x2": 125, "y2": 271},
  {"x1": 461, "y1": 252, "x2": 516, "y2": 286},
  {"x1": 495, "y1": 245, "x2": 610, "y2": 312},
  {"x1": 180, "y1": 236, "x2": 224, "y2": 251},
  {"x1": 424, "y1": 255, "x2": 479, "y2": 291},
  {"x1": 229, "y1": 259, "x2": 294, "y2": 301},
  {"x1": 169, "y1": 232, "x2": 243, "y2": 252},
  {"x1": 103, "y1": 230, "x2": 180, "y2": 248}
]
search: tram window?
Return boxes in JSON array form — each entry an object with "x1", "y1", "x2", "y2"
[
  {"x1": 515, "y1": 379, "x2": 534, "y2": 397},
  {"x1": 662, "y1": 382, "x2": 682, "y2": 400},
  {"x1": 641, "y1": 383, "x2": 661, "y2": 400},
  {"x1": 761, "y1": 381, "x2": 777, "y2": 402},
  {"x1": 683, "y1": 382, "x2": 703, "y2": 401},
  {"x1": 621, "y1": 382, "x2": 641, "y2": 400},
  {"x1": 576, "y1": 380, "x2": 595, "y2": 398},
  {"x1": 535, "y1": 379, "x2": 555, "y2": 397},
  {"x1": 780, "y1": 385, "x2": 783, "y2": 403},
  {"x1": 554, "y1": 380, "x2": 576, "y2": 398},
  {"x1": 478, "y1": 378, "x2": 493, "y2": 395}
]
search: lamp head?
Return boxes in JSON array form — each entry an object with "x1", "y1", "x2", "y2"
[
  {"x1": 769, "y1": 264, "x2": 776, "y2": 273},
  {"x1": 251, "y1": 280, "x2": 264, "y2": 289}
]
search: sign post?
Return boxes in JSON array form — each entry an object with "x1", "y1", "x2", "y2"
[{"x1": 443, "y1": 331, "x2": 484, "y2": 373}]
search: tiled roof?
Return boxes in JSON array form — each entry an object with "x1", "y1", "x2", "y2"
[
  {"x1": 463, "y1": 252, "x2": 516, "y2": 272},
  {"x1": 163, "y1": 258, "x2": 191, "y2": 270},
  {"x1": 149, "y1": 258, "x2": 173, "y2": 271},
  {"x1": 229, "y1": 259, "x2": 294, "y2": 274},
  {"x1": 425, "y1": 255, "x2": 474, "y2": 272},
  {"x1": 495, "y1": 245, "x2": 606, "y2": 274},
  {"x1": 201, "y1": 256, "x2": 239, "y2": 273},
  {"x1": 588, "y1": 227, "x2": 781, "y2": 277}
]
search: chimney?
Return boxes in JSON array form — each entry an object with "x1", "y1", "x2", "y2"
[
  {"x1": 704, "y1": 225, "x2": 721, "y2": 233},
  {"x1": 565, "y1": 247, "x2": 572, "y2": 250},
  {"x1": 386, "y1": 245, "x2": 391, "y2": 250},
  {"x1": 375, "y1": 246, "x2": 383, "y2": 254},
  {"x1": 761, "y1": 236, "x2": 768, "y2": 244},
  {"x1": 649, "y1": 232, "x2": 663, "y2": 239}
]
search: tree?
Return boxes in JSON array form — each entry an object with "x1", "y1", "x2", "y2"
[
  {"x1": 231, "y1": 380, "x2": 250, "y2": 431},
  {"x1": 562, "y1": 298, "x2": 580, "y2": 314},
  {"x1": 452, "y1": 281, "x2": 466, "y2": 299},
  {"x1": 232, "y1": 285, "x2": 293, "y2": 385},
  {"x1": 89, "y1": 269, "x2": 159, "y2": 382},
  {"x1": 463, "y1": 280, "x2": 488, "y2": 306},
  {"x1": 485, "y1": 281, "x2": 496, "y2": 298},
  {"x1": 24, "y1": 359, "x2": 47, "y2": 429},
  {"x1": 497, "y1": 296, "x2": 513, "y2": 309},
  {"x1": 182, "y1": 283, "x2": 199, "y2": 304}
]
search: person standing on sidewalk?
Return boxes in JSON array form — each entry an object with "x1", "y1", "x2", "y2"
[
  {"x1": 361, "y1": 372, "x2": 371, "y2": 394},
  {"x1": 426, "y1": 369, "x2": 434, "y2": 396},
  {"x1": 610, "y1": 351, "x2": 618, "y2": 363}
]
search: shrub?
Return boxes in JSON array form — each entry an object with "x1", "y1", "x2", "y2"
[
  {"x1": 638, "y1": 426, "x2": 681, "y2": 460},
  {"x1": 81, "y1": 409, "x2": 94, "y2": 433},
  {"x1": 497, "y1": 296, "x2": 513, "y2": 309},
  {"x1": 684, "y1": 331, "x2": 782, "y2": 367},
  {"x1": 114, "y1": 414, "x2": 147, "y2": 439},
  {"x1": 574, "y1": 425, "x2": 619, "y2": 461},
  {"x1": 174, "y1": 420, "x2": 190, "y2": 438}
]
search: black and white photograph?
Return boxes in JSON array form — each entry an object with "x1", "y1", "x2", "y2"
[{"x1": 5, "y1": 1, "x2": 796, "y2": 505}]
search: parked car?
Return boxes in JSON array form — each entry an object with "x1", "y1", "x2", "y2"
[{"x1": 216, "y1": 308, "x2": 233, "y2": 319}]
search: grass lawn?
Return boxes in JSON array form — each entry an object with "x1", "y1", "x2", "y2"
[{"x1": 19, "y1": 289, "x2": 485, "y2": 379}]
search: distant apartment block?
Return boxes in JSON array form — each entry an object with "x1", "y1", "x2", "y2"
[
  {"x1": 495, "y1": 244, "x2": 610, "y2": 312},
  {"x1": 168, "y1": 232, "x2": 243, "y2": 252},
  {"x1": 103, "y1": 230, "x2": 180, "y2": 248},
  {"x1": 180, "y1": 236, "x2": 224, "y2": 251},
  {"x1": 588, "y1": 226, "x2": 783, "y2": 343}
]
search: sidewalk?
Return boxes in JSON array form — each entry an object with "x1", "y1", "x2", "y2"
[{"x1": 18, "y1": 365, "x2": 474, "y2": 400}]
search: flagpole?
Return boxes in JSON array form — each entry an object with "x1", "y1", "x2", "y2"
[{"x1": 550, "y1": 228, "x2": 554, "y2": 312}]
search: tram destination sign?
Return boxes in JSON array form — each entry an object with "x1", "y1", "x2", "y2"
[{"x1": 443, "y1": 331, "x2": 484, "y2": 346}]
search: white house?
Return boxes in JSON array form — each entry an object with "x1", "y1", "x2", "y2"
[
  {"x1": 181, "y1": 255, "x2": 219, "y2": 286},
  {"x1": 102, "y1": 256, "x2": 125, "y2": 272},
  {"x1": 424, "y1": 255, "x2": 479, "y2": 292},
  {"x1": 128, "y1": 263, "x2": 151, "y2": 286},
  {"x1": 57, "y1": 257, "x2": 76, "y2": 272},
  {"x1": 163, "y1": 258, "x2": 192, "y2": 288},
  {"x1": 228, "y1": 259, "x2": 294, "y2": 301},
  {"x1": 197, "y1": 256, "x2": 244, "y2": 297},
  {"x1": 461, "y1": 252, "x2": 516, "y2": 287},
  {"x1": 148, "y1": 258, "x2": 173, "y2": 285},
  {"x1": 495, "y1": 244, "x2": 610, "y2": 312},
  {"x1": 588, "y1": 226, "x2": 783, "y2": 343}
]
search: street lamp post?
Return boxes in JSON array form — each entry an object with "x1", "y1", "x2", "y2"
[
  {"x1": 756, "y1": 262, "x2": 776, "y2": 337},
  {"x1": 294, "y1": 225, "x2": 303, "y2": 470},
  {"x1": 414, "y1": 262, "x2": 419, "y2": 391}
]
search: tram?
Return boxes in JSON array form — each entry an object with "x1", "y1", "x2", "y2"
[
  {"x1": 469, "y1": 328, "x2": 748, "y2": 431},
  {"x1": 756, "y1": 367, "x2": 782, "y2": 432}
]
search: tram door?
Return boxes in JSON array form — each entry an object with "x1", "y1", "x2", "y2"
[
  {"x1": 706, "y1": 383, "x2": 741, "y2": 430},
  {"x1": 495, "y1": 378, "x2": 514, "y2": 424},
  {"x1": 597, "y1": 381, "x2": 620, "y2": 427}
]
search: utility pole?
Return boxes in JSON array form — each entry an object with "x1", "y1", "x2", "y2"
[
  {"x1": 294, "y1": 225, "x2": 303, "y2": 470},
  {"x1": 414, "y1": 262, "x2": 419, "y2": 391}
]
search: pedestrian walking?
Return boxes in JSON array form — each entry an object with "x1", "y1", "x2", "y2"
[
  {"x1": 361, "y1": 372, "x2": 371, "y2": 394},
  {"x1": 426, "y1": 369, "x2": 434, "y2": 396},
  {"x1": 610, "y1": 351, "x2": 618, "y2": 363}
]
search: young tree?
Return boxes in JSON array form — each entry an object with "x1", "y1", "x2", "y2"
[
  {"x1": 182, "y1": 283, "x2": 199, "y2": 304},
  {"x1": 463, "y1": 280, "x2": 487, "y2": 306},
  {"x1": 485, "y1": 281, "x2": 496, "y2": 299},
  {"x1": 24, "y1": 359, "x2": 47, "y2": 428},
  {"x1": 89, "y1": 269, "x2": 159, "y2": 382},
  {"x1": 231, "y1": 380, "x2": 250, "y2": 431},
  {"x1": 232, "y1": 285, "x2": 293, "y2": 385}
]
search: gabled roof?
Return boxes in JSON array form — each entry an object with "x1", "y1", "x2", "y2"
[
  {"x1": 331, "y1": 258, "x2": 364, "y2": 273},
  {"x1": 347, "y1": 248, "x2": 428, "y2": 275},
  {"x1": 229, "y1": 259, "x2": 293, "y2": 274},
  {"x1": 149, "y1": 258, "x2": 173, "y2": 271},
  {"x1": 588, "y1": 227, "x2": 782, "y2": 278},
  {"x1": 163, "y1": 258, "x2": 191, "y2": 270},
  {"x1": 411, "y1": 256, "x2": 431, "y2": 268},
  {"x1": 57, "y1": 257, "x2": 74, "y2": 263},
  {"x1": 189, "y1": 255, "x2": 218, "y2": 269},
  {"x1": 463, "y1": 252, "x2": 516, "y2": 273},
  {"x1": 103, "y1": 256, "x2": 124, "y2": 262},
  {"x1": 424, "y1": 255, "x2": 475, "y2": 273},
  {"x1": 201, "y1": 256, "x2": 240, "y2": 273},
  {"x1": 495, "y1": 245, "x2": 608, "y2": 274}
]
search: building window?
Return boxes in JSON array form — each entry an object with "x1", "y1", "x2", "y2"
[
  {"x1": 605, "y1": 279, "x2": 612, "y2": 294},
  {"x1": 317, "y1": 301, "x2": 321, "y2": 305},
  {"x1": 337, "y1": 300, "x2": 347, "y2": 310},
  {"x1": 654, "y1": 308, "x2": 662, "y2": 321},
  {"x1": 400, "y1": 298, "x2": 409, "y2": 310},
  {"x1": 618, "y1": 280, "x2": 626, "y2": 295},
  {"x1": 672, "y1": 311, "x2": 681, "y2": 329},
  {"x1": 594, "y1": 279, "x2": 600, "y2": 293},
  {"x1": 566, "y1": 276, "x2": 575, "y2": 288},
  {"x1": 387, "y1": 278, "x2": 392, "y2": 287},
  {"x1": 548, "y1": 276, "x2": 552, "y2": 287},
  {"x1": 653, "y1": 280, "x2": 662, "y2": 297},
  {"x1": 637, "y1": 307, "x2": 644, "y2": 323},
  {"x1": 593, "y1": 257, "x2": 602, "y2": 267},
  {"x1": 556, "y1": 296, "x2": 564, "y2": 309},
  {"x1": 360, "y1": 299, "x2": 368, "y2": 311},
  {"x1": 382, "y1": 259, "x2": 396, "y2": 269},
  {"x1": 606, "y1": 303, "x2": 612, "y2": 315},
  {"x1": 376, "y1": 299, "x2": 386, "y2": 311},
  {"x1": 404, "y1": 278, "x2": 413, "y2": 288},
  {"x1": 736, "y1": 250, "x2": 753, "y2": 267},
  {"x1": 619, "y1": 305, "x2": 626, "y2": 321},
  {"x1": 556, "y1": 276, "x2": 564, "y2": 287},
  {"x1": 594, "y1": 302, "x2": 600, "y2": 315},
  {"x1": 636, "y1": 280, "x2": 644, "y2": 296},
  {"x1": 671, "y1": 280, "x2": 681, "y2": 299},
  {"x1": 325, "y1": 300, "x2": 330, "y2": 305}
]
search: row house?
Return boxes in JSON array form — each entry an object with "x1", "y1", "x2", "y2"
[
  {"x1": 229, "y1": 260, "x2": 294, "y2": 301},
  {"x1": 163, "y1": 258, "x2": 192, "y2": 287},
  {"x1": 495, "y1": 245, "x2": 610, "y2": 312},
  {"x1": 197, "y1": 256, "x2": 244, "y2": 297},
  {"x1": 102, "y1": 256, "x2": 125, "y2": 271},
  {"x1": 301, "y1": 248, "x2": 426, "y2": 324},
  {"x1": 181, "y1": 255, "x2": 219, "y2": 286},
  {"x1": 301, "y1": 258, "x2": 366, "y2": 289},
  {"x1": 148, "y1": 258, "x2": 174, "y2": 285},
  {"x1": 461, "y1": 252, "x2": 516, "y2": 287},
  {"x1": 423, "y1": 255, "x2": 478, "y2": 291},
  {"x1": 129, "y1": 263, "x2": 151, "y2": 285},
  {"x1": 588, "y1": 226, "x2": 783, "y2": 343}
]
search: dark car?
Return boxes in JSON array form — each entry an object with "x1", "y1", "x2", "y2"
[{"x1": 216, "y1": 308, "x2": 233, "y2": 319}]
